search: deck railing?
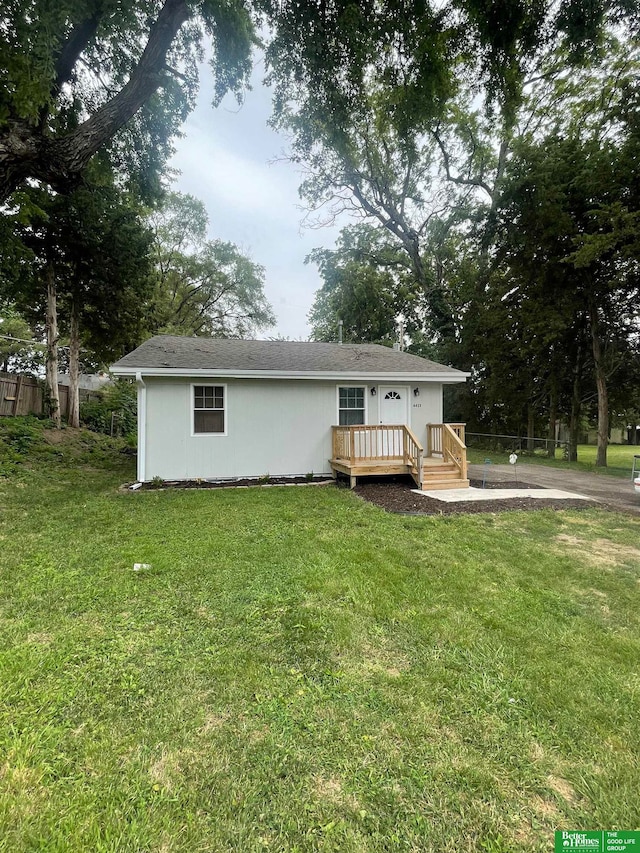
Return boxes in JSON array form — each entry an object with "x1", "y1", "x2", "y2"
[
  {"x1": 442, "y1": 424, "x2": 468, "y2": 480},
  {"x1": 426, "y1": 423, "x2": 467, "y2": 480},
  {"x1": 404, "y1": 426, "x2": 424, "y2": 487},
  {"x1": 331, "y1": 424, "x2": 424, "y2": 486},
  {"x1": 427, "y1": 423, "x2": 465, "y2": 455}
]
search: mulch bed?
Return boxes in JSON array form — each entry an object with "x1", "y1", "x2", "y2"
[
  {"x1": 349, "y1": 475, "x2": 595, "y2": 516},
  {"x1": 129, "y1": 474, "x2": 597, "y2": 516},
  {"x1": 133, "y1": 475, "x2": 334, "y2": 490}
]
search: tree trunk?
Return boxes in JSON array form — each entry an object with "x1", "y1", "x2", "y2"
[
  {"x1": 589, "y1": 300, "x2": 608, "y2": 468},
  {"x1": 68, "y1": 297, "x2": 81, "y2": 428},
  {"x1": 568, "y1": 343, "x2": 583, "y2": 462},
  {"x1": 45, "y1": 265, "x2": 61, "y2": 427},
  {"x1": 547, "y1": 378, "x2": 558, "y2": 459},
  {"x1": 527, "y1": 404, "x2": 535, "y2": 451}
]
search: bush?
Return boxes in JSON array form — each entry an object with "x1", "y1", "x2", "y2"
[
  {"x1": 80, "y1": 379, "x2": 137, "y2": 439},
  {"x1": 0, "y1": 416, "x2": 49, "y2": 476}
]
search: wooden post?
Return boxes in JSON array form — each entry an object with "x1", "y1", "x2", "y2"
[{"x1": 11, "y1": 375, "x2": 23, "y2": 416}]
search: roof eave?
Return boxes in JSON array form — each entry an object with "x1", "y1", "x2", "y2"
[{"x1": 110, "y1": 365, "x2": 470, "y2": 383}]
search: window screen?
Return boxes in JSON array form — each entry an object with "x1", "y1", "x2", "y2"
[
  {"x1": 194, "y1": 385, "x2": 225, "y2": 433},
  {"x1": 338, "y1": 387, "x2": 365, "y2": 426}
]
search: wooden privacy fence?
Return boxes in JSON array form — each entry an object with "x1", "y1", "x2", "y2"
[{"x1": 0, "y1": 372, "x2": 98, "y2": 419}]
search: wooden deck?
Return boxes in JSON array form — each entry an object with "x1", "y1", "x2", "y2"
[{"x1": 330, "y1": 424, "x2": 469, "y2": 490}]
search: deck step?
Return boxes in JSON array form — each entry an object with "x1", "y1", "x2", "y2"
[
  {"x1": 423, "y1": 463, "x2": 458, "y2": 472},
  {"x1": 421, "y1": 479, "x2": 470, "y2": 491}
]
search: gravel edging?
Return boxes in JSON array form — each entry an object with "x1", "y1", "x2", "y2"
[{"x1": 120, "y1": 476, "x2": 335, "y2": 492}]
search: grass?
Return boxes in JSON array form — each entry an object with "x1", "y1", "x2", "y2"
[
  {"x1": 467, "y1": 443, "x2": 640, "y2": 479},
  {"x1": 1, "y1": 417, "x2": 639, "y2": 852}
]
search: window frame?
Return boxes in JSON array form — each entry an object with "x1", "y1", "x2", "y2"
[
  {"x1": 336, "y1": 385, "x2": 368, "y2": 426},
  {"x1": 191, "y1": 382, "x2": 228, "y2": 437}
]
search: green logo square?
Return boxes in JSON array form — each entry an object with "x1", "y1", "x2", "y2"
[{"x1": 555, "y1": 832, "x2": 640, "y2": 852}]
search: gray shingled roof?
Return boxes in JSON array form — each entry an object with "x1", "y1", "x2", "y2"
[{"x1": 111, "y1": 335, "x2": 467, "y2": 377}]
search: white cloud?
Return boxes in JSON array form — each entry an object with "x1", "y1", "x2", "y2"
[{"x1": 171, "y1": 134, "x2": 298, "y2": 222}]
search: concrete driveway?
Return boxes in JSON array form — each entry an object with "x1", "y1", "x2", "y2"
[{"x1": 468, "y1": 462, "x2": 640, "y2": 515}]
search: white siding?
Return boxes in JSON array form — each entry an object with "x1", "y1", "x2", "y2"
[
  {"x1": 142, "y1": 377, "x2": 444, "y2": 481},
  {"x1": 410, "y1": 383, "x2": 443, "y2": 438}
]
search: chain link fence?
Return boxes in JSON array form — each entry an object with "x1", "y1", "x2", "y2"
[{"x1": 466, "y1": 432, "x2": 570, "y2": 459}]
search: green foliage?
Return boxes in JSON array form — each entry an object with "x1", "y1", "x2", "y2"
[
  {"x1": 0, "y1": 0, "x2": 257, "y2": 198},
  {"x1": 4, "y1": 176, "x2": 154, "y2": 370},
  {"x1": 80, "y1": 380, "x2": 137, "y2": 438},
  {"x1": 308, "y1": 228, "x2": 404, "y2": 345},
  {"x1": 0, "y1": 415, "x2": 135, "y2": 480},
  {"x1": 0, "y1": 416, "x2": 45, "y2": 475},
  {"x1": 0, "y1": 302, "x2": 41, "y2": 372},
  {"x1": 146, "y1": 192, "x2": 275, "y2": 338},
  {"x1": 471, "y1": 49, "x2": 640, "y2": 440}
]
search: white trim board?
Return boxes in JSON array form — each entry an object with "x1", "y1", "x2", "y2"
[{"x1": 111, "y1": 366, "x2": 469, "y2": 383}]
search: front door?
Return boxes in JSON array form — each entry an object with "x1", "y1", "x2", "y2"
[
  {"x1": 378, "y1": 386, "x2": 409, "y2": 457},
  {"x1": 379, "y1": 386, "x2": 409, "y2": 425}
]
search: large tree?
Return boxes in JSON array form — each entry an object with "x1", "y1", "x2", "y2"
[
  {"x1": 4, "y1": 180, "x2": 153, "y2": 426},
  {"x1": 146, "y1": 192, "x2": 275, "y2": 338},
  {"x1": 3, "y1": 0, "x2": 635, "y2": 204},
  {"x1": 0, "y1": 0, "x2": 255, "y2": 201},
  {"x1": 297, "y1": 24, "x2": 639, "y2": 460},
  {"x1": 488, "y1": 120, "x2": 639, "y2": 465}
]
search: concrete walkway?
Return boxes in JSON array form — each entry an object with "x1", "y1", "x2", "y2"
[
  {"x1": 468, "y1": 463, "x2": 640, "y2": 515},
  {"x1": 415, "y1": 485, "x2": 593, "y2": 503}
]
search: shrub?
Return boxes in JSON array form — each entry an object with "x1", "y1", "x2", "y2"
[
  {"x1": 80, "y1": 379, "x2": 137, "y2": 439},
  {"x1": 0, "y1": 416, "x2": 48, "y2": 476}
]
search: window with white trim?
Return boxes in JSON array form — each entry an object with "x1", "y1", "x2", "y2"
[
  {"x1": 338, "y1": 387, "x2": 365, "y2": 425},
  {"x1": 193, "y1": 385, "x2": 225, "y2": 433}
]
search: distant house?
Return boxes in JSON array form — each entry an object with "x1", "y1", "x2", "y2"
[
  {"x1": 57, "y1": 372, "x2": 111, "y2": 392},
  {"x1": 110, "y1": 336, "x2": 470, "y2": 489}
]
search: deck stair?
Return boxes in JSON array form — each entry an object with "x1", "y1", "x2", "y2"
[
  {"x1": 418, "y1": 459, "x2": 469, "y2": 490},
  {"x1": 331, "y1": 423, "x2": 469, "y2": 490}
]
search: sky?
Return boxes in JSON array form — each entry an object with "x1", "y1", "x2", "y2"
[{"x1": 168, "y1": 56, "x2": 347, "y2": 340}]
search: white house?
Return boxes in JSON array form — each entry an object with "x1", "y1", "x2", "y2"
[{"x1": 110, "y1": 336, "x2": 470, "y2": 489}]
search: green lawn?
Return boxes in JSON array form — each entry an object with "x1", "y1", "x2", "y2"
[
  {"x1": 1, "y1": 419, "x2": 639, "y2": 852},
  {"x1": 467, "y1": 443, "x2": 640, "y2": 479}
]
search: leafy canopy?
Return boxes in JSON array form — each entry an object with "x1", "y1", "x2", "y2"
[{"x1": 146, "y1": 192, "x2": 276, "y2": 338}]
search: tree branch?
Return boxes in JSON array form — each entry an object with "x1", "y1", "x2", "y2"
[
  {"x1": 0, "y1": 0, "x2": 192, "y2": 201},
  {"x1": 431, "y1": 129, "x2": 493, "y2": 198},
  {"x1": 54, "y1": 7, "x2": 104, "y2": 93}
]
